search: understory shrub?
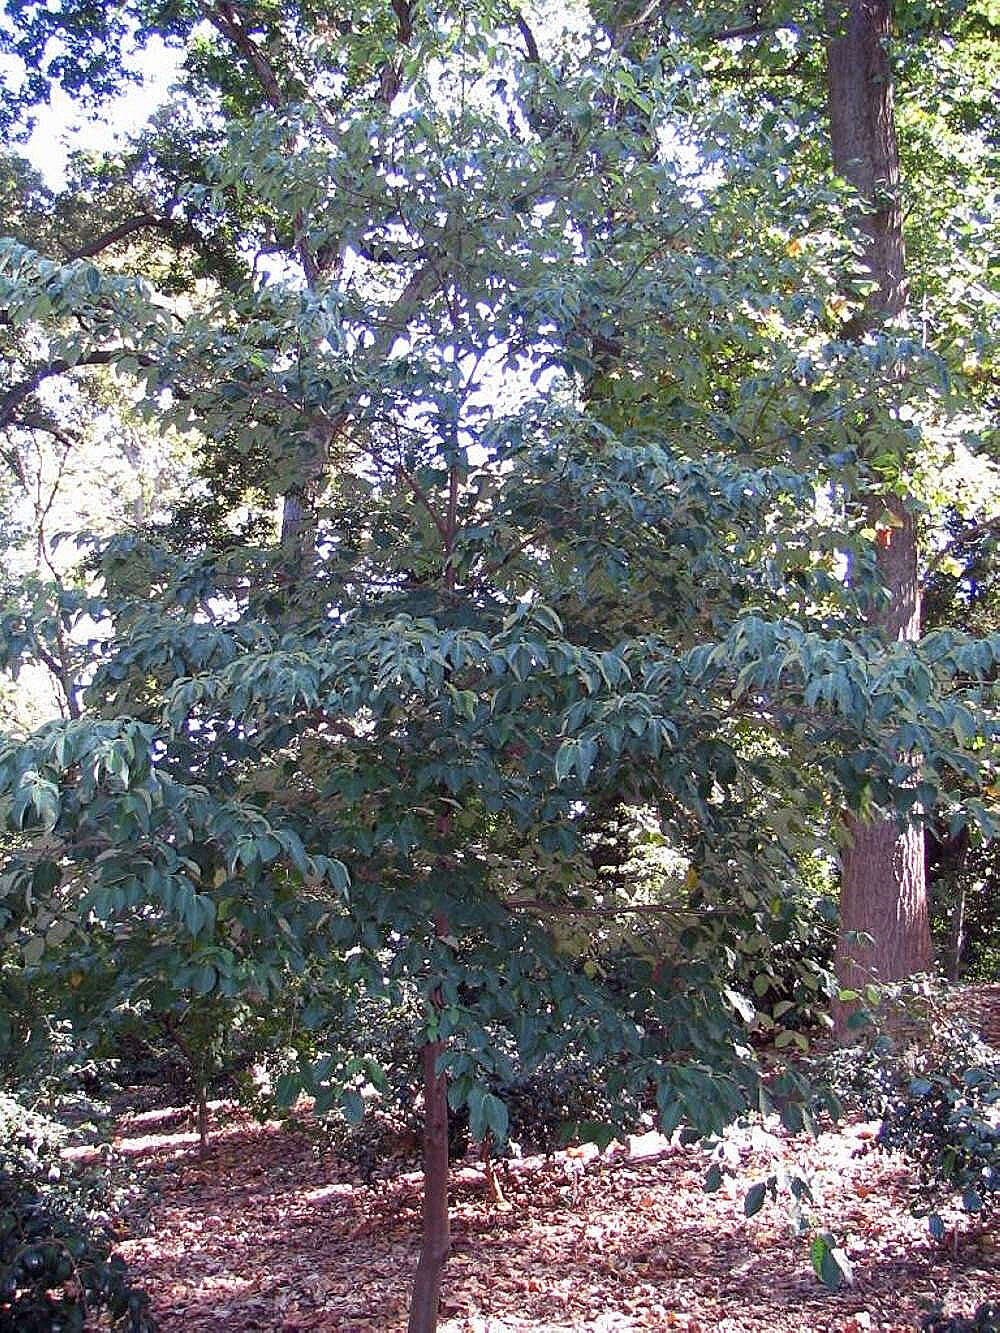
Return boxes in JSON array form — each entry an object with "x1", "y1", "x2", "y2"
[
  {"x1": 323, "y1": 1050, "x2": 649, "y2": 1180},
  {"x1": 810, "y1": 979, "x2": 1000, "y2": 1120},
  {"x1": 921, "y1": 1303, "x2": 1000, "y2": 1333},
  {"x1": 877, "y1": 1066, "x2": 1000, "y2": 1223},
  {"x1": 308, "y1": 993, "x2": 649, "y2": 1177},
  {"x1": 0, "y1": 1093, "x2": 153, "y2": 1332}
]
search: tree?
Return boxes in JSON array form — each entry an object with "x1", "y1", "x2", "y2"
[
  {"x1": 588, "y1": 0, "x2": 999, "y2": 1007},
  {"x1": 824, "y1": 0, "x2": 932, "y2": 1011},
  {"x1": 1, "y1": 5, "x2": 998, "y2": 1330}
]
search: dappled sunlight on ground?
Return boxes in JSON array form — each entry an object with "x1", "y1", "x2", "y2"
[{"x1": 115, "y1": 1107, "x2": 998, "y2": 1332}]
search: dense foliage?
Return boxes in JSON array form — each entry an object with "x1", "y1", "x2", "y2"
[
  {"x1": 0, "y1": 1094, "x2": 153, "y2": 1333},
  {"x1": 0, "y1": 1, "x2": 998, "y2": 1327},
  {"x1": 810, "y1": 979, "x2": 1000, "y2": 1119},
  {"x1": 922, "y1": 1304, "x2": 1000, "y2": 1333},
  {"x1": 878, "y1": 1066, "x2": 1000, "y2": 1223}
]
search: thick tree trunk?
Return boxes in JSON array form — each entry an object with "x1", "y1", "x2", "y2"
[
  {"x1": 407, "y1": 1040, "x2": 450, "y2": 1333},
  {"x1": 825, "y1": 2, "x2": 932, "y2": 1027},
  {"x1": 837, "y1": 499, "x2": 931, "y2": 1000},
  {"x1": 825, "y1": 0, "x2": 906, "y2": 322},
  {"x1": 839, "y1": 809, "x2": 930, "y2": 987}
]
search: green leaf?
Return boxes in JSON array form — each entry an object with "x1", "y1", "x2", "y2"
[
  {"x1": 554, "y1": 740, "x2": 577, "y2": 782},
  {"x1": 22, "y1": 936, "x2": 45, "y2": 966},
  {"x1": 789, "y1": 1175, "x2": 813, "y2": 1204},
  {"x1": 191, "y1": 964, "x2": 217, "y2": 995},
  {"x1": 341, "y1": 1090, "x2": 365, "y2": 1125},
  {"x1": 482, "y1": 1093, "x2": 508, "y2": 1146},
  {"x1": 575, "y1": 1120, "x2": 616, "y2": 1151},
  {"x1": 809, "y1": 1233, "x2": 852, "y2": 1290},
  {"x1": 744, "y1": 1182, "x2": 767, "y2": 1217},
  {"x1": 703, "y1": 1162, "x2": 724, "y2": 1193},
  {"x1": 275, "y1": 1074, "x2": 301, "y2": 1107},
  {"x1": 466, "y1": 1083, "x2": 487, "y2": 1142},
  {"x1": 779, "y1": 1101, "x2": 805, "y2": 1134}
]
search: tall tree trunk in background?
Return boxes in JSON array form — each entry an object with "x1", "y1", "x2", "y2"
[{"x1": 825, "y1": 0, "x2": 932, "y2": 1027}]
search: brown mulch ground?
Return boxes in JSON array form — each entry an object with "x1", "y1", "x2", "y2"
[{"x1": 111, "y1": 1105, "x2": 998, "y2": 1333}]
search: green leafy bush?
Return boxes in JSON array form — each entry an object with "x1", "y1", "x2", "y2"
[
  {"x1": 877, "y1": 1067, "x2": 1000, "y2": 1221},
  {"x1": 309, "y1": 990, "x2": 649, "y2": 1175},
  {"x1": 809, "y1": 979, "x2": 1000, "y2": 1119},
  {"x1": 921, "y1": 1303, "x2": 1000, "y2": 1333},
  {"x1": 0, "y1": 1094, "x2": 153, "y2": 1332},
  {"x1": 500, "y1": 1054, "x2": 648, "y2": 1156},
  {"x1": 809, "y1": 1037, "x2": 903, "y2": 1118}
]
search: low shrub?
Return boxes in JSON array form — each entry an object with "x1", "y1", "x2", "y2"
[
  {"x1": 306, "y1": 988, "x2": 649, "y2": 1177},
  {"x1": 921, "y1": 1303, "x2": 1000, "y2": 1333},
  {"x1": 323, "y1": 1051, "x2": 648, "y2": 1180},
  {"x1": 501, "y1": 1055, "x2": 647, "y2": 1156},
  {"x1": 809, "y1": 1037, "x2": 902, "y2": 1119},
  {"x1": 0, "y1": 1093, "x2": 153, "y2": 1332},
  {"x1": 809, "y1": 978, "x2": 1000, "y2": 1120},
  {"x1": 877, "y1": 1066, "x2": 1000, "y2": 1222}
]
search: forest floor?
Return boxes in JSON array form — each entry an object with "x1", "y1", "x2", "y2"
[{"x1": 112, "y1": 1103, "x2": 998, "y2": 1333}]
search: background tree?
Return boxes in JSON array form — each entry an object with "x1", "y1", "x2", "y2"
[
  {"x1": 589, "y1": 0, "x2": 999, "y2": 1005},
  {"x1": 823, "y1": 0, "x2": 932, "y2": 1008}
]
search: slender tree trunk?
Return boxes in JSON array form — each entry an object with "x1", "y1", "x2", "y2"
[
  {"x1": 947, "y1": 878, "x2": 967, "y2": 983},
  {"x1": 408, "y1": 1039, "x2": 450, "y2": 1333},
  {"x1": 825, "y1": 1, "x2": 932, "y2": 1027},
  {"x1": 480, "y1": 1133, "x2": 506, "y2": 1207},
  {"x1": 197, "y1": 1084, "x2": 210, "y2": 1153}
]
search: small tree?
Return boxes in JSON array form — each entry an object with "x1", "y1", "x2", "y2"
[{"x1": 1, "y1": 5, "x2": 999, "y2": 1329}]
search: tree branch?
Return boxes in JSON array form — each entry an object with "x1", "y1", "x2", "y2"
[
  {"x1": 60, "y1": 213, "x2": 173, "y2": 261},
  {"x1": 513, "y1": 13, "x2": 540, "y2": 64},
  {"x1": 199, "y1": 1, "x2": 283, "y2": 108},
  {"x1": 396, "y1": 464, "x2": 451, "y2": 547},
  {"x1": 924, "y1": 515, "x2": 1000, "y2": 581},
  {"x1": 714, "y1": 21, "x2": 778, "y2": 41},
  {"x1": 0, "y1": 351, "x2": 155, "y2": 431}
]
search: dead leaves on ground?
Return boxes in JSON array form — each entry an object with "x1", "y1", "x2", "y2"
[{"x1": 113, "y1": 1107, "x2": 997, "y2": 1332}]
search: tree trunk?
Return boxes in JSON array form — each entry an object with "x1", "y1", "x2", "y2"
[
  {"x1": 947, "y1": 877, "x2": 967, "y2": 983},
  {"x1": 407, "y1": 1040, "x2": 450, "y2": 1333},
  {"x1": 825, "y1": 2, "x2": 932, "y2": 1028},
  {"x1": 197, "y1": 1084, "x2": 210, "y2": 1152},
  {"x1": 480, "y1": 1133, "x2": 506, "y2": 1207},
  {"x1": 825, "y1": 0, "x2": 906, "y2": 323}
]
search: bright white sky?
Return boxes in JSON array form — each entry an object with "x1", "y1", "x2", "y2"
[{"x1": 9, "y1": 37, "x2": 182, "y2": 189}]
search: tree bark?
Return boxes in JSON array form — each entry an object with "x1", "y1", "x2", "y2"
[
  {"x1": 407, "y1": 1040, "x2": 450, "y2": 1333},
  {"x1": 825, "y1": 1, "x2": 932, "y2": 1028},
  {"x1": 837, "y1": 500, "x2": 931, "y2": 1000},
  {"x1": 197, "y1": 1084, "x2": 210, "y2": 1153},
  {"x1": 825, "y1": 0, "x2": 906, "y2": 322}
]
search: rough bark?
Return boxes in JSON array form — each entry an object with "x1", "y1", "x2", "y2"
[
  {"x1": 837, "y1": 498, "x2": 931, "y2": 1000},
  {"x1": 825, "y1": 0, "x2": 906, "y2": 322},
  {"x1": 407, "y1": 1039, "x2": 450, "y2": 1333},
  {"x1": 825, "y1": 2, "x2": 932, "y2": 1025}
]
